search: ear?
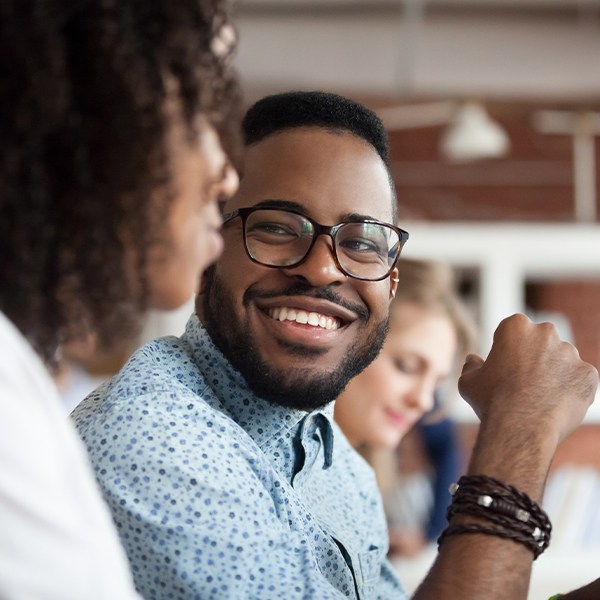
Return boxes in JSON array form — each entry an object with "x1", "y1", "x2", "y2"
[{"x1": 389, "y1": 268, "x2": 399, "y2": 302}]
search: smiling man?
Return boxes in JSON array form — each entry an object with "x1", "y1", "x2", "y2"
[
  {"x1": 73, "y1": 91, "x2": 408, "y2": 599},
  {"x1": 200, "y1": 108, "x2": 405, "y2": 412},
  {"x1": 73, "y1": 91, "x2": 597, "y2": 600}
]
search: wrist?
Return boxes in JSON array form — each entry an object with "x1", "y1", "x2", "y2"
[{"x1": 468, "y1": 416, "x2": 558, "y2": 500}]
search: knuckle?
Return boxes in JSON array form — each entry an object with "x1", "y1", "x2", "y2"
[
  {"x1": 502, "y1": 313, "x2": 528, "y2": 327},
  {"x1": 583, "y1": 361, "x2": 599, "y2": 382},
  {"x1": 560, "y1": 340, "x2": 580, "y2": 357},
  {"x1": 538, "y1": 320, "x2": 559, "y2": 338}
]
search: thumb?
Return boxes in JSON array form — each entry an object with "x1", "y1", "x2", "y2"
[
  {"x1": 460, "y1": 353, "x2": 484, "y2": 376},
  {"x1": 459, "y1": 353, "x2": 486, "y2": 418}
]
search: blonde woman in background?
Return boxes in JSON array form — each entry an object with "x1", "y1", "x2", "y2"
[{"x1": 334, "y1": 258, "x2": 476, "y2": 557}]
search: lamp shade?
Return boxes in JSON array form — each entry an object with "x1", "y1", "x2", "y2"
[{"x1": 440, "y1": 101, "x2": 510, "y2": 162}]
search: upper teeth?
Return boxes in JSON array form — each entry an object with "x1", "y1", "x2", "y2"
[{"x1": 267, "y1": 307, "x2": 341, "y2": 330}]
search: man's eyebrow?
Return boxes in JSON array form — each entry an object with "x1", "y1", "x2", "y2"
[
  {"x1": 340, "y1": 211, "x2": 383, "y2": 223},
  {"x1": 251, "y1": 201, "x2": 388, "y2": 225},
  {"x1": 253, "y1": 199, "x2": 307, "y2": 213}
]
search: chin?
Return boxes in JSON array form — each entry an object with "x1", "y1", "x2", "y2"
[
  {"x1": 151, "y1": 286, "x2": 195, "y2": 311},
  {"x1": 374, "y1": 430, "x2": 405, "y2": 451}
]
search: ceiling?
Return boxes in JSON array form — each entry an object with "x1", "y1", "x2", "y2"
[{"x1": 232, "y1": 0, "x2": 600, "y2": 107}]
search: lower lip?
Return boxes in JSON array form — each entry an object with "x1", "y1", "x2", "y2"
[
  {"x1": 385, "y1": 409, "x2": 409, "y2": 431},
  {"x1": 256, "y1": 308, "x2": 346, "y2": 347},
  {"x1": 209, "y1": 229, "x2": 224, "y2": 260}
]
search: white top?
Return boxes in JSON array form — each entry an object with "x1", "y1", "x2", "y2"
[{"x1": 0, "y1": 311, "x2": 140, "y2": 600}]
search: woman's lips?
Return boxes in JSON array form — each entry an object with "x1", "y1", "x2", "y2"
[
  {"x1": 384, "y1": 408, "x2": 410, "y2": 430},
  {"x1": 207, "y1": 227, "x2": 224, "y2": 263}
]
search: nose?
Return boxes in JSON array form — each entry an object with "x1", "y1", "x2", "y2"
[
  {"x1": 204, "y1": 197, "x2": 222, "y2": 229},
  {"x1": 217, "y1": 163, "x2": 239, "y2": 201},
  {"x1": 405, "y1": 378, "x2": 436, "y2": 415},
  {"x1": 282, "y1": 235, "x2": 347, "y2": 287}
]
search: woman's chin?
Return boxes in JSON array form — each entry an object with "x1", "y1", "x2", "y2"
[{"x1": 371, "y1": 430, "x2": 405, "y2": 451}]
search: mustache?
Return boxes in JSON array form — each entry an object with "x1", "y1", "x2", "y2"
[{"x1": 243, "y1": 282, "x2": 369, "y2": 320}]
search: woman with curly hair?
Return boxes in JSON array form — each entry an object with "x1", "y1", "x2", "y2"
[{"x1": 0, "y1": 1, "x2": 240, "y2": 597}]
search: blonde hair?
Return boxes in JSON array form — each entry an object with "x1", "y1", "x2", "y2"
[{"x1": 391, "y1": 258, "x2": 477, "y2": 363}]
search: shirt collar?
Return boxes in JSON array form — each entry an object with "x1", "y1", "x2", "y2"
[{"x1": 182, "y1": 313, "x2": 335, "y2": 465}]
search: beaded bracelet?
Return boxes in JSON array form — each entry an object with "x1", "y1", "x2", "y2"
[{"x1": 437, "y1": 475, "x2": 552, "y2": 559}]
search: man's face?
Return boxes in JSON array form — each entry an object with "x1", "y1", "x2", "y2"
[{"x1": 200, "y1": 127, "x2": 398, "y2": 410}]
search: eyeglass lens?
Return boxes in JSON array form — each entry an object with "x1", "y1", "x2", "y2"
[{"x1": 244, "y1": 209, "x2": 400, "y2": 280}]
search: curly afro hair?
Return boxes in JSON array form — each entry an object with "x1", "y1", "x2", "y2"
[{"x1": 0, "y1": 0, "x2": 241, "y2": 366}]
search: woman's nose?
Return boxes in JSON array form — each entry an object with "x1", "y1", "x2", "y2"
[
  {"x1": 406, "y1": 379, "x2": 435, "y2": 414},
  {"x1": 217, "y1": 163, "x2": 239, "y2": 201}
]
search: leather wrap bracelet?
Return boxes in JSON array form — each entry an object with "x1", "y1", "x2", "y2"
[{"x1": 437, "y1": 474, "x2": 552, "y2": 559}]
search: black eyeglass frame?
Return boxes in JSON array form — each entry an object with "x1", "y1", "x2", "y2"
[{"x1": 222, "y1": 206, "x2": 410, "y2": 282}]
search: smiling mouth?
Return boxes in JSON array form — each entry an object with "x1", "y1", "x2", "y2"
[{"x1": 265, "y1": 307, "x2": 343, "y2": 330}]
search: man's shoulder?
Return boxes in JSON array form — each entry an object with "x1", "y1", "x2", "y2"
[
  {"x1": 109, "y1": 335, "x2": 203, "y2": 395},
  {"x1": 71, "y1": 334, "x2": 214, "y2": 427}
]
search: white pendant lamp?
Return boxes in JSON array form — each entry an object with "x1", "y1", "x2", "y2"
[{"x1": 440, "y1": 101, "x2": 510, "y2": 162}]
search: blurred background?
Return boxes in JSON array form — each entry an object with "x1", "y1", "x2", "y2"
[{"x1": 65, "y1": 2, "x2": 600, "y2": 597}]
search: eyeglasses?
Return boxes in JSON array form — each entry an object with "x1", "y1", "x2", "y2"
[{"x1": 222, "y1": 206, "x2": 409, "y2": 281}]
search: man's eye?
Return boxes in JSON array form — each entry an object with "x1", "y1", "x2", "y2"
[
  {"x1": 247, "y1": 222, "x2": 302, "y2": 243},
  {"x1": 340, "y1": 238, "x2": 381, "y2": 253},
  {"x1": 252, "y1": 222, "x2": 296, "y2": 234}
]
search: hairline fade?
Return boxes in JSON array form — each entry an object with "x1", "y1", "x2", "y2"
[{"x1": 241, "y1": 91, "x2": 398, "y2": 224}]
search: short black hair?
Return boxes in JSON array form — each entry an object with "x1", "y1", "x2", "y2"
[
  {"x1": 0, "y1": 0, "x2": 240, "y2": 366},
  {"x1": 243, "y1": 91, "x2": 389, "y2": 164},
  {"x1": 242, "y1": 91, "x2": 397, "y2": 222}
]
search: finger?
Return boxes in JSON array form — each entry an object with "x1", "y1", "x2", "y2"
[{"x1": 460, "y1": 353, "x2": 484, "y2": 376}]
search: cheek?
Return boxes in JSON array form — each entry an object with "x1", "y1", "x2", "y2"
[
  {"x1": 360, "y1": 282, "x2": 393, "y2": 324},
  {"x1": 147, "y1": 218, "x2": 206, "y2": 310},
  {"x1": 212, "y1": 250, "x2": 250, "y2": 308},
  {"x1": 170, "y1": 216, "x2": 205, "y2": 274},
  {"x1": 353, "y1": 359, "x2": 394, "y2": 406},
  {"x1": 175, "y1": 202, "x2": 224, "y2": 275}
]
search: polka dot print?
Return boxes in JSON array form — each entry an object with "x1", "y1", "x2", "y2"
[{"x1": 72, "y1": 315, "x2": 406, "y2": 599}]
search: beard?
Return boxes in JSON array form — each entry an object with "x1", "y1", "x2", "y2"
[{"x1": 200, "y1": 266, "x2": 389, "y2": 412}]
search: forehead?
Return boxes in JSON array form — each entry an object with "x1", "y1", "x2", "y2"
[
  {"x1": 389, "y1": 303, "x2": 457, "y2": 364},
  {"x1": 226, "y1": 127, "x2": 394, "y2": 223}
]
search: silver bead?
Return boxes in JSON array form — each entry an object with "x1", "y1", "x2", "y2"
[
  {"x1": 515, "y1": 509, "x2": 530, "y2": 522},
  {"x1": 477, "y1": 494, "x2": 493, "y2": 507},
  {"x1": 449, "y1": 483, "x2": 459, "y2": 495}
]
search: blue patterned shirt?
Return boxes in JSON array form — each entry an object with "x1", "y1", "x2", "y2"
[{"x1": 72, "y1": 315, "x2": 406, "y2": 599}]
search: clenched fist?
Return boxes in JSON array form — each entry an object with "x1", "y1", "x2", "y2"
[{"x1": 459, "y1": 313, "x2": 598, "y2": 447}]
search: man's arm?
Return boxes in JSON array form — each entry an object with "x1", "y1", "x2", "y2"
[
  {"x1": 413, "y1": 314, "x2": 598, "y2": 599},
  {"x1": 561, "y1": 578, "x2": 600, "y2": 599}
]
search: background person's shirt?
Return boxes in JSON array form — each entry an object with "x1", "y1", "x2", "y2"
[
  {"x1": 0, "y1": 311, "x2": 141, "y2": 600},
  {"x1": 72, "y1": 314, "x2": 406, "y2": 599}
]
